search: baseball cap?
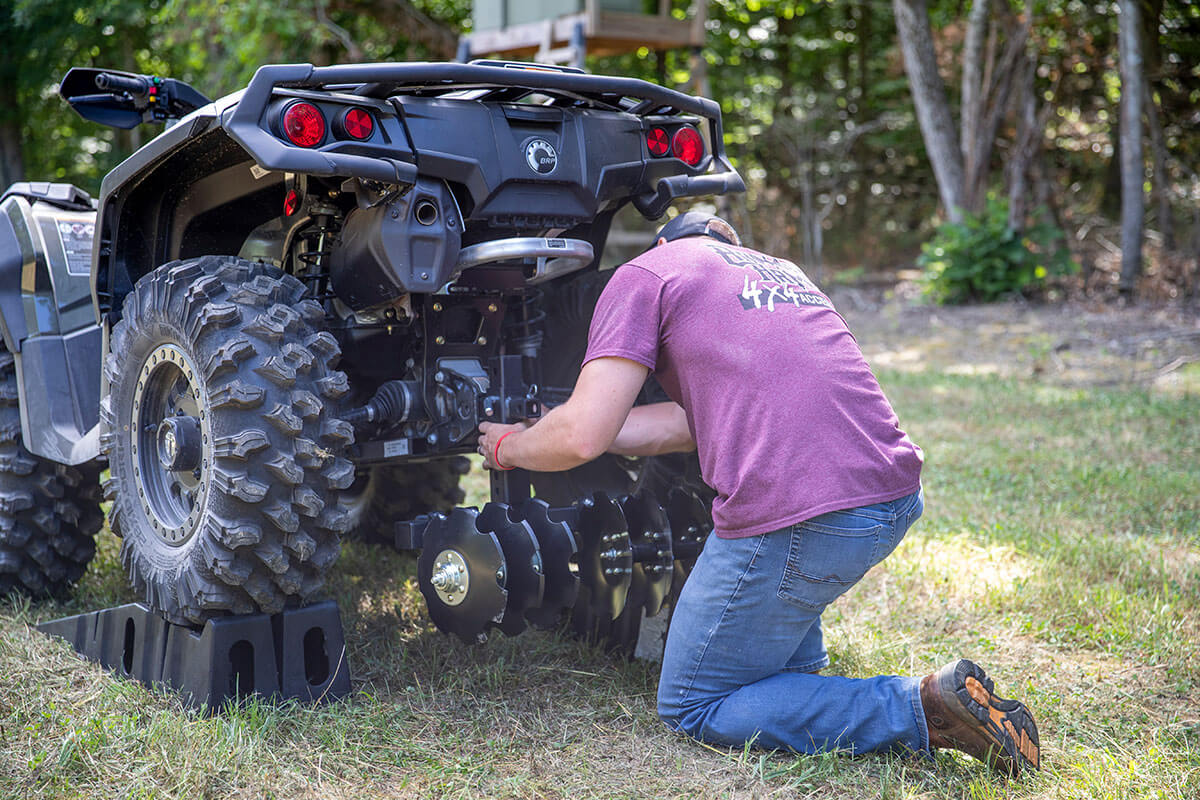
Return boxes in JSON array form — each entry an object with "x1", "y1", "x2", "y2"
[{"x1": 654, "y1": 211, "x2": 739, "y2": 246}]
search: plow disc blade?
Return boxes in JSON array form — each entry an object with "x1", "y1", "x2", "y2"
[
  {"x1": 516, "y1": 499, "x2": 579, "y2": 630},
  {"x1": 573, "y1": 492, "x2": 633, "y2": 623},
  {"x1": 620, "y1": 491, "x2": 674, "y2": 618},
  {"x1": 417, "y1": 508, "x2": 507, "y2": 645},
  {"x1": 477, "y1": 502, "x2": 545, "y2": 637}
]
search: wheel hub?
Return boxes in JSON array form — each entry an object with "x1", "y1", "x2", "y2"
[
  {"x1": 156, "y1": 415, "x2": 202, "y2": 471},
  {"x1": 430, "y1": 549, "x2": 470, "y2": 606},
  {"x1": 131, "y1": 344, "x2": 209, "y2": 546}
]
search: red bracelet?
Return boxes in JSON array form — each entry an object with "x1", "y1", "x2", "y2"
[{"x1": 493, "y1": 431, "x2": 517, "y2": 471}]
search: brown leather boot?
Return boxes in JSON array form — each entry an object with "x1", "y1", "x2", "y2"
[{"x1": 920, "y1": 659, "x2": 1040, "y2": 774}]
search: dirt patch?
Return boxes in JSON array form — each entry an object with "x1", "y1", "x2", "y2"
[{"x1": 828, "y1": 277, "x2": 1200, "y2": 389}]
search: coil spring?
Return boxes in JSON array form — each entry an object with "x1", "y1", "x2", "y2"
[
  {"x1": 509, "y1": 288, "x2": 546, "y2": 359},
  {"x1": 295, "y1": 212, "x2": 339, "y2": 297}
]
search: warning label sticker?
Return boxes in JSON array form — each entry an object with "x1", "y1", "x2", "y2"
[{"x1": 55, "y1": 218, "x2": 94, "y2": 276}]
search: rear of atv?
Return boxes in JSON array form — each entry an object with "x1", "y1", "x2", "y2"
[{"x1": 4, "y1": 61, "x2": 741, "y2": 654}]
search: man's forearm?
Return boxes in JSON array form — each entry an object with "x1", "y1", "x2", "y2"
[{"x1": 608, "y1": 402, "x2": 695, "y2": 456}]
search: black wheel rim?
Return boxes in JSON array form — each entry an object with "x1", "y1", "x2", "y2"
[{"x1": 131, "y1": 343, "x2": 209, "y2": 546}]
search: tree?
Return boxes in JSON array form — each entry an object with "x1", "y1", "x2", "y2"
[
  {"x1": 1118, "y1": 0, "x2": 1144, "y2": 294},
  {"x1": 891, "y1": 0, "x2": 966, "y2": 222}
]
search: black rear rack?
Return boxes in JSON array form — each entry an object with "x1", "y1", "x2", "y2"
[{"x1": 298, "y1": 61, "x2": 717, "y2": 116}]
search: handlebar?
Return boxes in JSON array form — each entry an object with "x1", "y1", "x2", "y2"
[
  {"x1": 633, "y1": 171, "x2": 747, "y2": 219},
  {"x1": 95, "y1": 72, "x2": 149, "y2": 97}
]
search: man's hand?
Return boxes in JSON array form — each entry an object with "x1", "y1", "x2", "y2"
[{"x1": 478, "y1": 420, "x2": 529, "y2": 471}]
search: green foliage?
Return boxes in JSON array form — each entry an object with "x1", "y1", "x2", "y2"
[
  {"x1": 918, "y1": 196, "x2": 1077, "y2": 304},
  {"x1": 1, "y1": 0, "x2": 470, "y2": 192}
]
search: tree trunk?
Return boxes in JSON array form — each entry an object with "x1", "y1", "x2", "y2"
[
  {"x1": 892, "y1": 0, "x2": 966, "y2": 223},
  {"x1": 1118, "y1": 0, "x2": 1145, "y2": 295},
  {"x1": 961, "y1": 0, "x2": 990, "y2": 213},
  {"x1": 1143, "y1": 75, "x2": 1174, "y2": 250},
  {"x1": 966, "y1": 10, "x2": 1031, "y2": 214},
  {"x1": 1006, "y1": 52, "x2": 1037, "y2": 232}
]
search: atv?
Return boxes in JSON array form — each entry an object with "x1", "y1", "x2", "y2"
[{"x1": 0, "y1": 60, "x2": 742, "y2": 653}]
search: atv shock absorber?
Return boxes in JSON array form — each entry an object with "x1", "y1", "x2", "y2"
[
  {"x1": 295, "y1": 203, "x2": 341, "y2": 297},
  {"x1": 508, "y1": 288, "x2": 546, "y2": 361}
]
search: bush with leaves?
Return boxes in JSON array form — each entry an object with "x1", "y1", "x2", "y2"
[{"x1": 918, "y1": 196, "x2": 1077, "y2": 304}]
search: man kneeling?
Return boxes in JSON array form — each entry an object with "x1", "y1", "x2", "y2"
[{"x1": 478, "y1": 213, "x2": 1040, "y2": 774}]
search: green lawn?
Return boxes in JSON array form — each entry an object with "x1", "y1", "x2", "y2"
[{"x1": 1, "y1": 369, "x2": 1197, "y2": 799}]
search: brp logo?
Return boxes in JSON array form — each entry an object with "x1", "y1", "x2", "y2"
[{"x1": 525, "y1": 139, "x2": 558, "y2": 175}]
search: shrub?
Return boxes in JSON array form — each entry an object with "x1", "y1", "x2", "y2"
[{"x1": 918, "y1": 196, "x2": 1077, "y2": 304}]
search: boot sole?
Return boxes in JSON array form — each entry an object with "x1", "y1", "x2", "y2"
[{"x1": 937, "y1": 659, "x2": 1041, "y2": 773}]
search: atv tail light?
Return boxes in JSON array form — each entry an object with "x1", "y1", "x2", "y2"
[
  {"x1": 281, "y1": 101, "x2": 325, "y2": 147},
  {"x1": 671, "y1": 126, "x2": 705, "y2": 166},
  {"x1": 284, "y1": 189, "x2": 300, "y2": 216},
  {"x1": 646, "y1": 126, "x2": 670, "y2": 157},
  {"x1": 340, "y1": 107, "x2": 374, "y2": 140}
]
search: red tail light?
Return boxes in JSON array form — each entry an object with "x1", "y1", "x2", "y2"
[
  {"x1": 646, "y1": 126, "x2": 670, "y2": 157},
  {"x1": 341, "y1": 107, "x2": 374, "y2": 140},
  {"x1": 671, "y1": 126, "x2": 705, "y2": 166},
  {"x1": 282, "y1": 102, "x2": 325, "y2": 147}
]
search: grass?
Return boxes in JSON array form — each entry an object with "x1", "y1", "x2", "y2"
[{"x1": 1, "y1": 369, "x2": 1198, "y2": 798}]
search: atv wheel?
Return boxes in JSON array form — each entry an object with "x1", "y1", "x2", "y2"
[
  {"x1": 0, "y1": 345, "x2": 103, "y2": 597},
  {"x1": 101, "y1": 256, "x2": 355, "y2": 626},
  {"x1": 342, "y1": 458, "x2": 470, "y2": 545}
]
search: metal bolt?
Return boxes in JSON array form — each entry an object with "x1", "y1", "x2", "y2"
[
  {"x1": 487, "y1": 303, "x2": 498, "y2": 313},
  {"x1": 432, "y1": 302, "x2": 443, "y2": 312},
  {"x1": 483, "y1": 403, "x2": 494, "y2": 417},
  {"x1": 427, "y1": 433, "x2": 439, "y2": 445},
  {"x1": 420, "y1": 272, "x2": 429, "y2": 280},
  {"x1": 434, "y1": 371, "x2": 445, "y2": 383},
  {"x1": 435, "y1": 336, "x2": 445, "y2": 345},
  {"x1": 476, "y1": 336, "x2": 487, "y2": 345}
]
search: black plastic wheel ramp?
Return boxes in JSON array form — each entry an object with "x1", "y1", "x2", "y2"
[{"x1": 36, "y1": 600, "x2": 351, "y2": 712}]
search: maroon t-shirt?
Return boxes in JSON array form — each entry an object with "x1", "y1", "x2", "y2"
[{"x1": 583, "y1": 237, "x2": 923, "y2": 539}]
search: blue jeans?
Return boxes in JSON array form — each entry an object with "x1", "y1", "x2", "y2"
[{"x1": 658, "y1": 489, "x2": 926, "y2": 755}]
